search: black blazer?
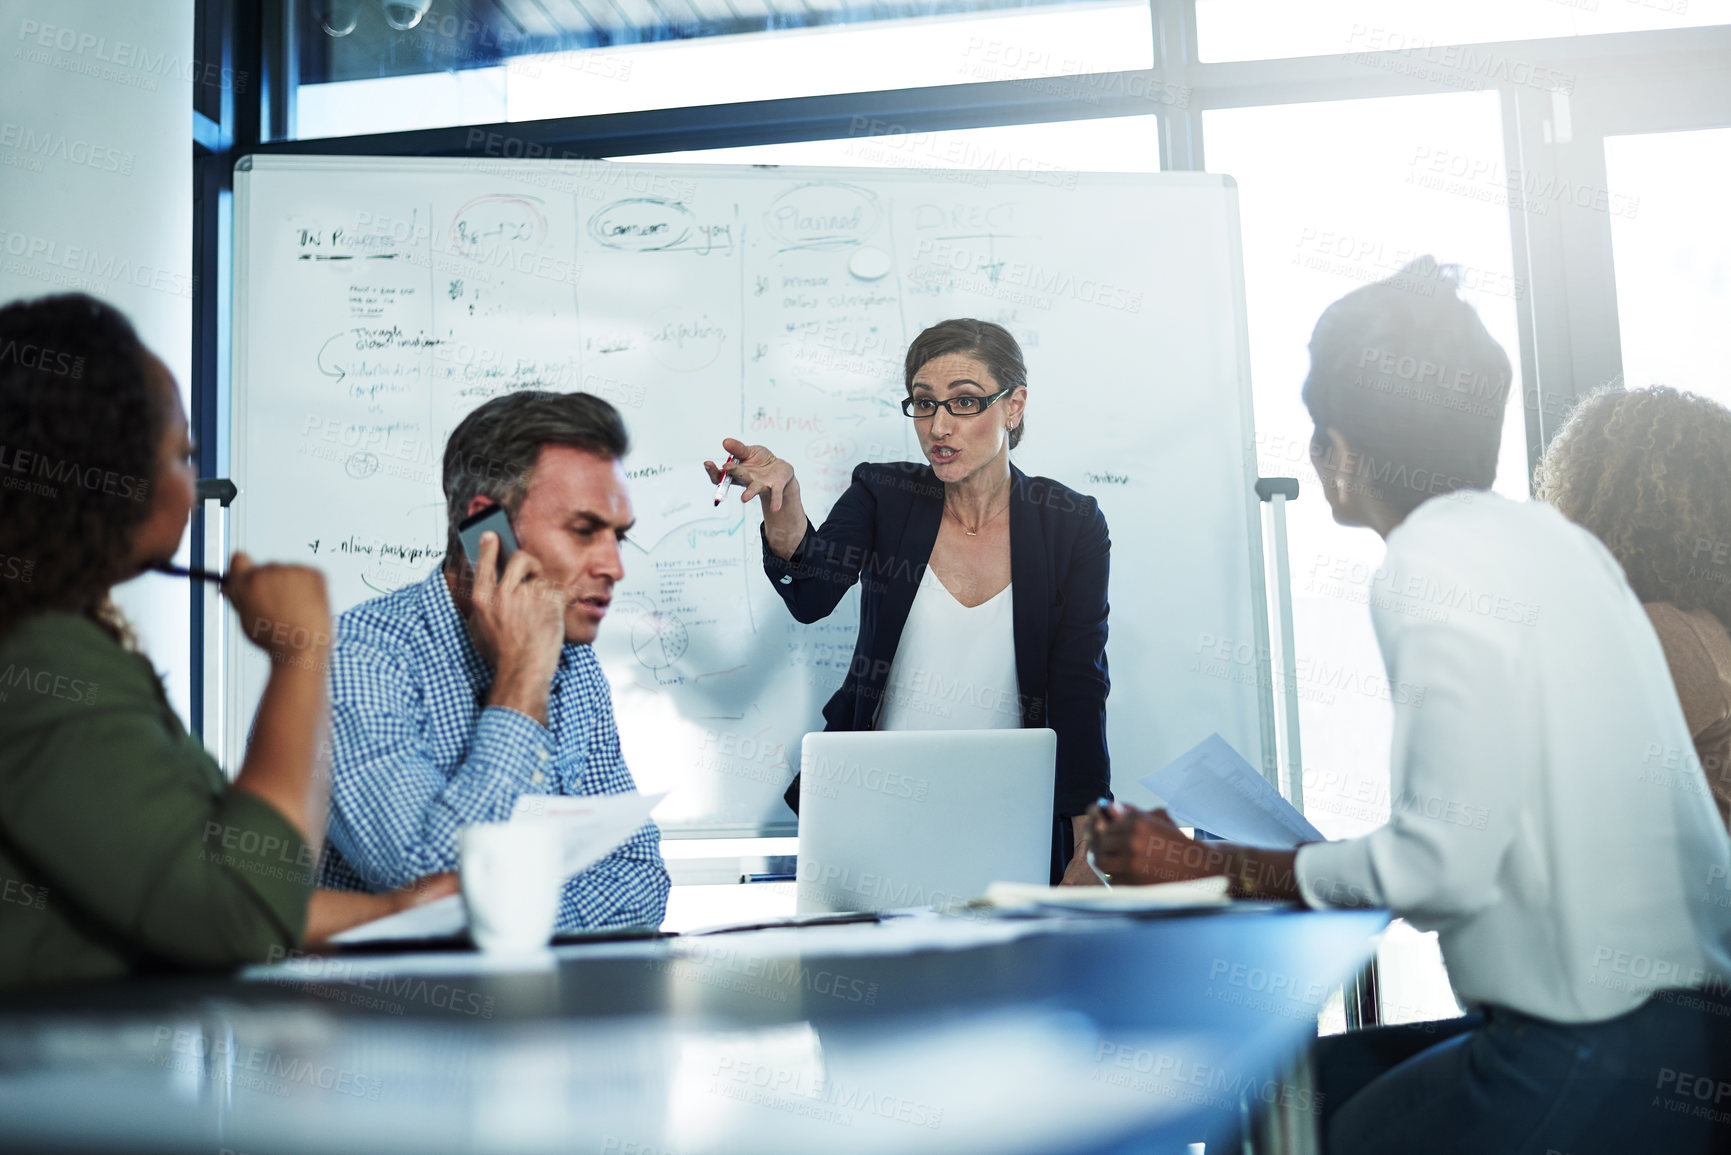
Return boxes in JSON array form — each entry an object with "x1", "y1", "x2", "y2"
[{"x1": 766, "y1": 461, "x2": 1112, "y2": 827}]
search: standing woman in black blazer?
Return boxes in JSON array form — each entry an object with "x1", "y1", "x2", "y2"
[{"x1": 706, "y1": 319, "x2": 1111, "y2": 885}]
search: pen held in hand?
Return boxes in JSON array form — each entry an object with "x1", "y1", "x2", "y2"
[
  {"x1": 1087, "y1": 797, "x2": 1117, "y2": 885},
  {"x1": 713, "y1": 454, "x2": 735, "y2": 506},
  {"x1": 150, "y1": 561, "x2": 227, "y2": 585}
]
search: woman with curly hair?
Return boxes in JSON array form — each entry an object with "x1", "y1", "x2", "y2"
[
  {"x1": 0, "y1": 294, "x2": 451, "y2": 988},
  {"x1": 1535, "y1": 385, "x2": 1731, "y2": 829}
]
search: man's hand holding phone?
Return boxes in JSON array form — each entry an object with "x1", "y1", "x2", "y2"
[{"x1": 466, "y1": 529, "x2": 563, "y2": 727}]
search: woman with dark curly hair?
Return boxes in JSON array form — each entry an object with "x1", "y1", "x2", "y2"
[
  {"x1": 1534, "y1": 385, "x2": 1731, "y2": 829},
  {"x1": 0, "y1": 294, "x2": 452, "y2": 988}
]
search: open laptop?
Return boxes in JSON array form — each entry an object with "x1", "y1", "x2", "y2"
[{"x1": 795, "y1": 728, "x2": 1057, "y2": 914}]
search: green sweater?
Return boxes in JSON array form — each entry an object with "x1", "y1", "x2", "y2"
[{"x1": 0, "y1": 612, "x2": 310, "y2": 988}]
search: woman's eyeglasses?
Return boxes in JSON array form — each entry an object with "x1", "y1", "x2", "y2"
[{"x1": 902, "y1": 386, "x2": 1015, "y2": 419}]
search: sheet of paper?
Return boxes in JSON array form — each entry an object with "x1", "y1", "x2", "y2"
[
  {"x1": 671, "y1": 913, "x2": 1056, "y2": 959},
  {"x1": 512, "y1": 790, "x2": 666, "y2": 878},
  {"x1": 327, "y1": 893, "x2": 467, "y2": 944},
  {"x1": 1137, "y1": 734, "x2": 1324, "y2": 849},
  {"x1": 328, "y1": 792, "x2": 665, "y2": 945}
]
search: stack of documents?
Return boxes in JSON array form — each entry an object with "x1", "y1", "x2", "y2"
[{"x1": 978, "y1": 876, "x2": 1231, "y2": 914}]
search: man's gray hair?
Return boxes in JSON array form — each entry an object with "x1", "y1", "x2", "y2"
[{"x1": 441, "y1": 390, "x2": 629, "y2": 566}]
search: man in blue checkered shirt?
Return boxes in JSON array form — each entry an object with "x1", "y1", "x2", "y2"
[{"x1": 317, "y1": 391, "x2": 669, "y2": 931}]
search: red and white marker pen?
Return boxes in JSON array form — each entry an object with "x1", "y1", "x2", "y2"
[{"x1": 713, "y1": 454, "x2": 736, "y2": 506}]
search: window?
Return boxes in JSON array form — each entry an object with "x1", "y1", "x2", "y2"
[
  {"x1": 1207, "y1": 89, "x2": 1526, "y2": 1027},
  {"x1": 296, "y1": 66, "x2": 509, "y2": 137},
  {"x1": 292, "y1": 0, "x2": 1154, "y2": 138},
  {"x1": 1196, "y1": 0, "x2": 1731, "y2": 63},
  {"x1": 510, "y1": 1, "x2": 1154, "y2": 122},
  {"x1": 1606, "y1": 126, "x2": 1731, "y2": 408}
]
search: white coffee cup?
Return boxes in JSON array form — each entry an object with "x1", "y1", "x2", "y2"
[{"x1": 458, "y1": 821, "x2": 562, "y2": 952}]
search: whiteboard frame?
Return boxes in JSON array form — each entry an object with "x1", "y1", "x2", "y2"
[
  {"x1": 225, "y1": 155, "x2": 259, "y2": 774},
  {"x1": 1221, "y1": 174, "x2": 1285, "y2": 792}
]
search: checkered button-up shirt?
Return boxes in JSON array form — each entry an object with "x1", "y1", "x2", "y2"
[{"x1": 316, "y1": 569, "x2": 669, "y2": 931}]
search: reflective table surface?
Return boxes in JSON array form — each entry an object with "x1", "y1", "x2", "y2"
[{"x1": 0, "y1": 907, "x2": 1387, "y2": 1155}]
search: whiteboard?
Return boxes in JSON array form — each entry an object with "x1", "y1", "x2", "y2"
[{"x1": 231, "y1": 155, "x2": 1274, "y2": 836}]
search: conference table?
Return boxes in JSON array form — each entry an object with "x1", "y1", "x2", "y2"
[{"x1": 0, "y1": 905, "x2": 1387, "y2": 1154}]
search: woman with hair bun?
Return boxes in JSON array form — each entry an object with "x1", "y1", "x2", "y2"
[
  {"x1": 1092, "y1": 261, "x2": 1731, "y2": 1154},
  {"x1": 708, "y1": 318, "x2": 1111, "y2": 885}
]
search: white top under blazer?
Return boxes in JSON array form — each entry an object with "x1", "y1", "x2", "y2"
[
  {"x1": 875, "y1": 566, "x2": 1021, "y2": 732},
  {"x1": 1296, "y1": 490, "x2": 1731, "y2": 1023}
]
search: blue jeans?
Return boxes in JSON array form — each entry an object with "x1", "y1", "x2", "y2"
[{"x1": 1315, "y1": 991, "x2": 1731, "y2": 1155}]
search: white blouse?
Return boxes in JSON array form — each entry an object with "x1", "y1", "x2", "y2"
[
  {"x1": 1296, "y1": 490, "x2": 1731, "y2": 1023},
  {"x1": 875, "y1": 566, "x2": 1021, "y2": 732}
]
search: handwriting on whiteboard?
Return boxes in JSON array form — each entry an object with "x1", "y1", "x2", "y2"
[
  {"x1": 588, "y1": 199, "x2": 735, "y2": 256},
  {"x1": 764, "y1": 183, "x2": 880, "y2": 250}
]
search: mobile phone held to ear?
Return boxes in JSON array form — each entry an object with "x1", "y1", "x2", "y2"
[{"x1": 458, "y1": 505, "x2": 519, "y2": 578}]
